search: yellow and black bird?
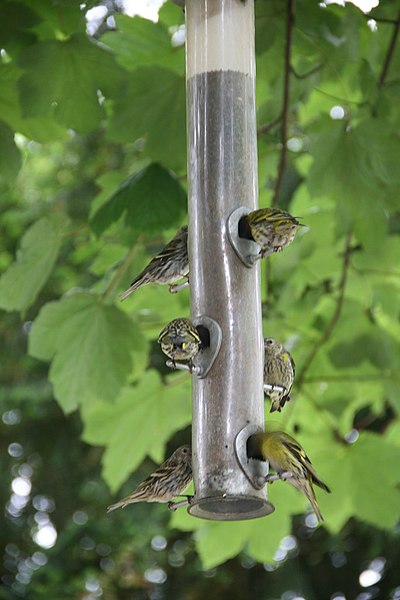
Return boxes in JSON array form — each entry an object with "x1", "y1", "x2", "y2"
[
  {"x1": 247, "y1": 431, "x2": 330, "y2": 522},
  {"x1": 240, "y1": 207, "x2": 303, "y2": 260},
  {"x1": 158, "y1": 318, "x2": 201, "y2": 370},
  {"x1": 264, "y1": 337, "x2": 295, "y2": 413}
]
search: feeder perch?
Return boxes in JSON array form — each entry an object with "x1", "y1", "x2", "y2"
[
  {"x1": 264, "y1": 383, "x2": 286, "y2": 395},
  {"x1": 192, "y1": 315, "x2": 222, "y2": 378},
  {"x1": 165, "y1": 315, "x2": 222, "y2": 377},
  {"x1": 235, "y1": 424, "x2": 273, "y2": 492}
]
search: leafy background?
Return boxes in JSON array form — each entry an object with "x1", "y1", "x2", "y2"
[{"x1": 1, "y1": 0, "x2": 400, "y2": 598}]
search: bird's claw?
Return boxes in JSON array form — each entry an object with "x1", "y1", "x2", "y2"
[
  {"x1": 169, "y1": 280, "x2": 190, "y2": 294},
  {"x1": 247, "y1": 253, "x2": 260, "y2": 266},
  {"x1": 265, "y1": 471, "x2": 293, "y2": 485},
  {"x1": 167, "y1": 496, "x2": 193, "y2": 511},
  {"x1": 264, "y1": 383, "x2": 286, "y2": 395}
]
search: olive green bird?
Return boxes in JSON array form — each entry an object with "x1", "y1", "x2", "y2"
[
  {"x1": 247, "y1": 431, "x2": 331, "y2": 522},
  {"x1": 240, "y1": 208, "x2": 304, "y2": 260},
  {"x1": 120, "y1": 226, "x2": 189, "y2": 299},
  {"x1": 158, "y1": 318, "x2": 201, "y2": 370},
  {"x1": 264, "y1": 337, "x2": 295, "y2": 413},
  {"x1": 107, "y1": 445, "x2": 192, "y2": 512}
]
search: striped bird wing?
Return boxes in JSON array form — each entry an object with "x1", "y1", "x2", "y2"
[
  {"x1": 289, "y1": 354, "x2": 296, "y2": 378},
  {"x1": 282, "y1": 440, "x2": 313, "y2": 478},
  {"x1": 132, "y1": 463, "x2": 184, "y2": 501},
  {"x1": 129, "y1": 228, "x2": 188, "y2": 287},
  {"x1": 283, "y1": 440, "x2": 330, "y2": 493}
]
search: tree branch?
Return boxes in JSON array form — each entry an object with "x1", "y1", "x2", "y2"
[
  {"x1": 257, "y1": 113, "x2": 283, "y2": 136},
  {"x1": 313, "y1": 87, "x2": 363, "y2": 106},
  {"x1": 271, "y1": 0, "x2": 295, "y2": 207},
  {"x1": 367, "y1": 16, "x2": 399, "y2": 25},
  {"x1": 101, "y1": 240, "x2": 142, "y2": 303},
  {"x1": 290, "y1": 63, "x2": 323, "y2": 80},
  {"x1": 295, "y1": 231, "x2": 353, "y2": 391},
  {"x1": 304, "y1": 372, "x2": 398, "y2": 384},
  {"x1": 378, "y1": 9, "x2": 400, "y2": 86}
]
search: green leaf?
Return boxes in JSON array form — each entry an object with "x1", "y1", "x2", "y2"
[
  {"x1": 17, "y1": 34, "x2": 123, "y2": 133},
  {"x1": 81, "y1": 370, "x2": 192, "y2": 491},
  {"x1": 158, "y1": 1, "x2": 185, "y2": 28},
  {"x1": 0, "y1": 64, "x2": 22, "y2": 128},
  {"x1": 107, "y1": 66, "x2": 186, "y2": 170},
  {"x1": 102, "y1": 15, "x2": 184, "y2": 74},
  {"x1": 0, "y1": 213, "x2": 70, "y2": 312},
  {"x1": 300, "y1": 431, "x2": 400, "y2": 533},
  {"x1": 119, "y1": 275, "x2": 190, "y2": 341},
  {"x1": 91, "y1": 163, "x2": 187, "y2": 236},
  {"x1": 25, "y1": 0, "x2": 86, "y2": 38},
  {"x1": 29, "y1": 293, "x2": 147, "y2": 412},
  {"x1": 308, "y1": 119, "x2": 394, "y2": 249},
  {"x1": 255, "y1": 0, "x2": 284, "y2": 55},
  {"x1": 0, "y1": 120, "x2": 21, "y2": 182},
  {"x1": 0, "y1": 63, "x2": 68, "y2": 142},
  {"x1": 0, "y1": 1, "x2": 39, "y2": 53},
  {"x1": 191, "y1": 484, "x2": 303, "y2": 569}
]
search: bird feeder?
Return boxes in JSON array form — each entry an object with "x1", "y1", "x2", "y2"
[{"x1": 174, "y1": 0, "x2": 274, "y2": 520}]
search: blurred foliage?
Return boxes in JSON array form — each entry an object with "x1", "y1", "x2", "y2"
[{"x1": 1, "y1": 0, "x2": 400, "y2": 598}]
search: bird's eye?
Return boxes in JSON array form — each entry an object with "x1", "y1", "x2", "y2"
[
  {"x1": 181, "y1": 342, "x2": 186, "y2": 349},
  {"x1": 266, "y1": 339, "x2": 273, "y2": 345}
]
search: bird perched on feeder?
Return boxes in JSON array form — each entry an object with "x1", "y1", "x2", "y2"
[
  {"x1": 239, "y1": 207, "x2": 304, "y2": 260},
  {"x1": 107, "y1": 445, "x2": 192, "y2": 512},
  {"x1": 158, "y1": 318, "x2": 202, "y2": 371},
  {"x1": 120, "y1": 226, "x2": 189, "y2": 299},
  {"x1": 264, "y1": 337, "x2": 295, "y2": 413},
  {"x1": 247, "y1": 431, "x2": 330, "y2": 522}
]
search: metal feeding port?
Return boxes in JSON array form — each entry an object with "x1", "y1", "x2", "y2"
[
  {"x1": 165, "y1": 316, "x2": 222, "y2": 377},
  {"x1": 188, "y1": 424, "x2": 274, "y2": 521},
  {"x1": 227, "y1": 206, "x2": 261, "y2": 268},
  {"x1": 192, "y1": 315, "x2": 222, "y2": 378},
  {"x1": 235, "y1": 424, "x2": 271, "y2": 490}
]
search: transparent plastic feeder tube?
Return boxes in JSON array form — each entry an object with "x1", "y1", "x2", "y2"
[{"x1": 185, "y1": 0, "x2": 273, "y2": 520}]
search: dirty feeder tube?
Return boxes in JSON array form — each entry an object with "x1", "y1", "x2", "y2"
[{"x1": 185, "y1": 0, "x2": 274, "y2": 520}]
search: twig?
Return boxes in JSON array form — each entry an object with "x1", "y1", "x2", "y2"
[
  {"x1": 378, "y1": 9, "x2": 400, "y2": 86},
  {"x1": 304, "y1": 372, "x2": 398, "y2": 383},
  {"x1": 290, "y1": 64, "x2": 323, "y2": 80},
  {"x1": 313, "y1": 87, "x2": 363, "y2": 106},
  {"x1": 271, "y1": 0, "x2": 295, "y2": 207},
  {"x1": 352, "y1": 265, "x2": 400, "y2": 277},
  {"x1": 257, "y1": 114, "x2": 283, "y2": 136},
  {"x1": 62, "y1": 225, "x2": 90, "y2": 239},
  {"x1": 101, "y1": 240, "x2": 142, "y2": 302},
  {"x1": 295, "y1": 231, "x2": 353, "y2": 391},
  {"x1": 366, "y1": 16, "x2": 399, "y2": 25}
]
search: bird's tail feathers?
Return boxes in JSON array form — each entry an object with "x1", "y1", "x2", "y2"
[
  {"x1": 120, "y1": 277, "x2": 146, "y2": 300},
  {"x1": 307, "y1": 463, "x2": 331, "y2": 493},
  {"x1": 269, "y1": 400, "x2": 281, "y2": 413},
  {"x1": 291, "y1": 478, "x2": 325, "y2": 523},
  {"x1": 312, "y1": 475, "x2": 331, "y2": 494},
  {"x1": 107, "y1": 492, "x2": 145, "y2": 512},
  {"x1": 307, "y1": 487, "x2": 324, "y2": 522}
]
